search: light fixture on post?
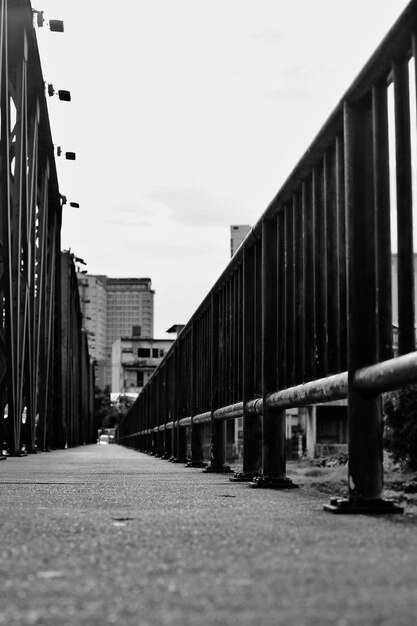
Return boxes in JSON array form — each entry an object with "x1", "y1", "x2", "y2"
[
  {"x1": 57, "y1": 146, "x2": 76, "y2": 160},
  {"x1": 60, "y1": 195, "x2": 80, "y2": 209},
  {"x1": 32, "y1": 10, "x2": 64, "y2": 32},
  {"x1": 49, "y1": 20, "x2": 64, "y2": 32},
  {"x1": 47, "y1": 84, "x2": 71, "y2": 102}
]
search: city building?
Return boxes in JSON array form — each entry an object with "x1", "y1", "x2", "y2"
[
  {"x1": 111, "y1": 332, "x2": 174, "y2": 395},
  {"x1": 166, "y1": 324, "x2": 185, "y2": 338},
  {"x1": 77, "y1": 275, "x2": 107, "y2": 376},
  {"x1": 230, "y1": 225, "x2": 251, "y2": 257},
  {"x1": 78, "y1": 275, "x2": 154, "y2": 389}
]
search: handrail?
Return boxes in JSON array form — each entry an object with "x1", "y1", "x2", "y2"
[{"x1": 118, "y1": 0, "x2": 417, "y2": 514}]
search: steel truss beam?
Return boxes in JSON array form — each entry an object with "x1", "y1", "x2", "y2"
[{"x1": 0, "y1": 0, "x2": 93, "y2": 454}]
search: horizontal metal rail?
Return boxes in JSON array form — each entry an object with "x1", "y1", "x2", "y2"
[
  {"x1": 119, "y1": 351, "x2": 417, "y2": 441},
  {"x1": 353, "y1": 351, "x2": 417, "y2": 394}
]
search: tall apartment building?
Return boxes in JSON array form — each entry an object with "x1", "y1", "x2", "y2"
[
  {"x1": 78, "y1": 275, "x2": 154, "y2": 389},
  {"x1": 230, "y1": 225, "x2": 251, "y2": 257}
]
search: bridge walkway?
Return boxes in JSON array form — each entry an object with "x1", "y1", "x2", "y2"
[{"x1": 1, "y1": 445, "x2": 417, "y2": 625}]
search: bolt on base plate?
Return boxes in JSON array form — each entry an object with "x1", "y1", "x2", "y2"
[
  {"x1": 323, "y1": 497, "x2": 404, "y2": 514},
  {"x1": 203, "y1": 465, "x2": 234, "y2": 473},
  {"x1": 249, "y1": 475, "x2": 298, "y2": 489},
  {"x1": 229, "y1": 471, "x2": 259, "y2": 482}
]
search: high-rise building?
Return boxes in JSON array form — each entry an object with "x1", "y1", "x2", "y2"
[
  {"x1": 230, "y1": 225, "x2": 251, "y2": 257},
  {"x1": 77, "y1": 274, "x2": 107, "y2": 366},
  {"x1": 78, "y1": 275, "x2": 154, "y2": 389}
]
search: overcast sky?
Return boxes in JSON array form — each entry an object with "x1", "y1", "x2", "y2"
[{"x1": 36, "y1": 0, "x2": 410, "y2": 337}]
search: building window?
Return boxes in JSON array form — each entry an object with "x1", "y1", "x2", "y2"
[
  {"x1": 136, "y1": 371, "x2": 144, "y2": 386},
  {"x1": 152, "y1": 348, "x2": 159, "y2": 358},
  {"x1": 138, "y1": 348, "x2": 150, "y2": 357}
]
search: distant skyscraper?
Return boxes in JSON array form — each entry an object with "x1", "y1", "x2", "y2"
[
  {"x1": 78, "y1": 275, "x2": 154, "y2": 389},
  {"x1": 230, "y1": 225, "x2": 251, "y2": 257}
]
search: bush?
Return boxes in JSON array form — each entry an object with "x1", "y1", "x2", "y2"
[{"x1": 383, "y1": 384, "x2": 417, "y2": 470}]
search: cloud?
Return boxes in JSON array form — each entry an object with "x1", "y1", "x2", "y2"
[
  {"x1": 123, "y1": 239, "x2": 220, "y2": 259},
  {"x1": 260, "y1": 64, "x2": 315, "y2": 100},
  {"x1": 147, "y1": 184, "x2": 241, "y2": 227},
  {"x1": 263, "y1": 85, "x2": 311, "y2": 101},
  {"x1": 253, "y1": 29, "x2": 285, "y2": 47},
  {"x1": 99, "y1": 203, "x2": 171, "y2": 228},
  {"x1": 106, "y1": 207, "x2": 152, "y2": 226}
]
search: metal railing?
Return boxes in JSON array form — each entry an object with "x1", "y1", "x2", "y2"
[
  {"x1": 118, "y1": 0, "x2": 417, "y2": 513},
  {"x1": 0, "y1": 0, "x2": 94, "y2": 454}
]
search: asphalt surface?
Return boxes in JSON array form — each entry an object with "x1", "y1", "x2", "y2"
[{"x1": 1, "y1": 445, "x2": 417, "y2": 626}]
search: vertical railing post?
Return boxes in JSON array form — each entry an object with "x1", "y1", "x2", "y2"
[
  {"x1": 181, "y1": 339, "x2": 190, "y2": 463},
  {"x1": 170, "y1": 422, "x2": 177, "y2": 462},
  {"x1": 168, "y1": 351, "x2": 178, "y2": 461},
  {"x1": 231, "y1": 243, "x2": 262, "y2": 481},
  {"x1": 373, "y1": 84, "x2": 392, "y2": 362},
  {"x1": 148, "y1": 385, "x2": 154, "y2": 454},
  {"x1": 173, "y1": 346, "x2": 180, "y2": 461},
  {"x1": 156, "y1": 371, "x2": 164, "y2": 457},
  {"x1": 161, "y1": 363, "x2": 171, "y2": 459},
  {"x1": 393, "y1": 60, "x2": 415, "y2": 355},
  {"x1": 187, "y1": 320, "x2": 206, "y2": 467},
  {"x1": 145, "y1": 388, "x2": 151, "y2": 453},
  {"x1": 251, "y1": 218, "x2": 296, "y2": 488},
  {"x1": 140, "y1": 390, "x2": 146, "y2": 451},
  {"x1": 177, "y1": 424, "x2": 187, "y2": 462},
  {"x1": 176, "y1": 341, "x2": 188, "y2": 463},
  {"x1": 324, "y1": 100, "x2": 401, "y2": 513},
  {"x1": 163, "y1": 423, "x2": 172, "y2": 460},
  {"x1": 204, "y1": 291, "x2": 232, "y2": 473},
  {"x1": 137, "y1": 394, "x2": 143, "y2": 451}
]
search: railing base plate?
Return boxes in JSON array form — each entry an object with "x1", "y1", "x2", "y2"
[
  {"x1": 203, "y1": 465, "x2": 233, "y2": 473},
  {"x1": 13, "y1": 450, "x2": 28, "y2": 457},
  {"x1": 323, "y1": 497, "x2": 404, "y2": 514},
  {"x1": 229, "y1": 471, "x2": 259, "y2": 482},
  {"x1": 185, "y1": 461, "x2": 207, "y2": 468},
  {"x1": 0, "y1": 455, "x2": 7, "y2": 461},
  {"x1": 249, "y1": 475, "x2": 298, "y2": 489},
  {"x1": 170, "y1": 458, "x2": 188, "y2": 464}
]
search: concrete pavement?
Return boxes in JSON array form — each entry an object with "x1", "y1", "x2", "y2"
[{"x1": 1, "y1": 444, "x2": 416, "y2": 626}]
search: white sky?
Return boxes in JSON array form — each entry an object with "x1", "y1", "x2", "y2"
[{"x1": 35, "y1": 0, "x2": 410, "y2": 337}]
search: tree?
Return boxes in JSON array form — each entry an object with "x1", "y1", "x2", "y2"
[
  {"x1": 383, "y1": 384, "x2": 417, "y2": 469},
  {"x1": 94, "y1": 386, "x2": 115, "y2": 432}
]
